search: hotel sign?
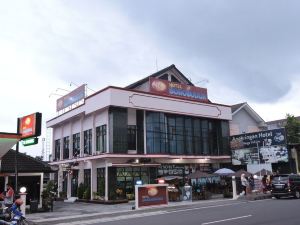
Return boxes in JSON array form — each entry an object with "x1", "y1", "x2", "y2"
[
  {"x1": 135, "y1": 184, "x2": 168, "y2": 209},
  {"x1": 230, "y1": 128, "x2": 286, "y2": 150},
  {"x1": 19, "y1": 112, "x2": 42, "y2": 140},
  {"x1": 56, "y1": 85, "x2": 85, "y2": 111},
  {"x1": 149, "y1": 78, "x2": 208, "y2": 102}
]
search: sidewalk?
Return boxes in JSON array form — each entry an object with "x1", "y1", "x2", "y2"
[{"x1": 27, "y1": 198, "x2": 231, "y2": 224}]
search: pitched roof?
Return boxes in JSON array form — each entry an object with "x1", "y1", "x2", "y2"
[
  {"x1": 231, "y1": 102, "x2": 246, "y2": 114},
  {"x1": 125, "y1": 64, "x2": 194, "y2": 89},
  {"x1": 0, "y1": 150, "x2": 53, "y2": 173}
]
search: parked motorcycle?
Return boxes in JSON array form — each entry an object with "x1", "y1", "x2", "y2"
[{"x1": 0, "y1": 199, "x2": 29, "y2": 225}]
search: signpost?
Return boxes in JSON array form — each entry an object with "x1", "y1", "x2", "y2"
[{"x1": 15, "y1": 112, "x2": 42, "y2": 192}]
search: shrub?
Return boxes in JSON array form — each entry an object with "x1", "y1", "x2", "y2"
[{"x1": 77, "y1": 183, "x2": 85, "y2": 199}]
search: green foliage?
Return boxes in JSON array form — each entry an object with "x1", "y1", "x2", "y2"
[
  {"x1": 77, "y1": 183, "x2": 85, "y2": 199},
  {"x1": 285, "y1": 114, "x2": 300, "y2": 144},
  {"x1": 42, "y1": 180, "x2": 56, "y2": 211},
  {"x1": 97, "y1": 178, "x2": 105, "y2": 197},
  {"x1": 83, "y1": 187, "x2": 91, "y2": 200}
]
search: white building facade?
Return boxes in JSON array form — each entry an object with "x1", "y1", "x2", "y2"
[{"x1": 47, "y1": 65, "x2": 232, "y2": 201}]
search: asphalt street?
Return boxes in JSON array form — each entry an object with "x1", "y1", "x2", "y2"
[{"x1": 52, "y1": 198, "x2": 300, "y2": 225}]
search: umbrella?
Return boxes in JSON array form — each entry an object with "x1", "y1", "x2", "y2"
[
  {"x1": 214, "y1": 168, "x2": 235, "y2": 175},
  {"x1": 156, "y1": 176, "x2": 182, "y2": 181},
  {"x1": 254, "y1": 169, "x2": 272, "y2": 176},
  {"x1": 230, "y1": 169, "x2": 252, "y2": 177},
  {"x1": 187, "y1": 171, "x2": 217, "y2": 179}
]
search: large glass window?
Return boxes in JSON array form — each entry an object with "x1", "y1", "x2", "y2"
[
  {"x1": 146, "y1": 111, "x2": 230, "y2": 156},
  {"x1": 127, "y1": 125, "x2": 137, "y2": 150},
  {"x1": 84, "y1": 129, "x2": 92, "y2": 155},
  {"x1": 96, "y1": 125, "x2": 107, "y2": 153},
  {"x1": 109, "y1": 107, "x2": 128, "y2": 153},
  {"x1": 84, "y1": 169, "x2": 91, "y2": 190},
  {"x1": 97, "y1": 168, "x2": 105, "y2": 197},
  {"x1": 73, "y1": 133, "x2": 80, "y2": 157},
  {"x1": 63, "y1": 136, "x2": 69, "y2": 159},
  {"x1": 54, "y1": 139, "x2": 61, "y2": 161}
]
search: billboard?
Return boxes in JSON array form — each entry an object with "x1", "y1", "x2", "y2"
[
  {"x1": 135, "y1": 184, "x2": 168, "y2": 209},
  {"x1": 230, "y1": 128, "x2": 288, "y2": 165},
  {"x1": 19, "y1": 112, "x2": 42, "y2": 140},
  {"x1": 232, "y1": 146, "x2": 288, "y2": 165},
  {"x1": 230, "y1": 128, "x2": 286, "y2": 150},
  {"x1": 149, "y1": 78, "x2": 208, "y2": 102},
  {"x1": 56, "y1": 85, "x2": 85, "y2": 111}
]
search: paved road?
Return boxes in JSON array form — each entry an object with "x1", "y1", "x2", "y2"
[{"x1": 53, "y1": 198, "x2": 300, "y2": 225}]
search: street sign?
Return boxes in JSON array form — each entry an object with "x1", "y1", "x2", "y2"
[{"x1": 22, "y1": 137, "x2": 38, "y2": 146}]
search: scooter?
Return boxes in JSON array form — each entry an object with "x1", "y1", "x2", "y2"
[{"x1": 0, "y1": 200, "x2": 29, "y2": 225}]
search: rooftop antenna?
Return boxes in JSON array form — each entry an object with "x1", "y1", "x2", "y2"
[
  {"x1": 194, "y1": 79, "x2": 209, "y2": 86},
  {"x1": 70, "y1": 82, "x2": 95, "y2": 93},
  {"x1": 49, "y1": 93, "x2": 63, "y2": 98}
]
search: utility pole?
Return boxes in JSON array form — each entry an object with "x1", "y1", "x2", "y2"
[{"x1": 15, "y1": 118, "x2": 20, "y2": 192}]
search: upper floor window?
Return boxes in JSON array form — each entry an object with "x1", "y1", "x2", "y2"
[
  {"x1": 54, "y1": 139, "x2": 61, "y2": 161},
  {"x1": 128, "y1": 125, "x2": 137, "y2": 150},
  {"x1": 63, "y1": 136, "x2": 69, "y2": 159},
  {"x1": 96, "y1": 125, "x2": 106, "y2": 153},
  {"x1": 84, "y1": 129, "x2": 92, "y2": 155},
  {"x1": 73, "y1": 133, "x2": 80, "y2": 157}
]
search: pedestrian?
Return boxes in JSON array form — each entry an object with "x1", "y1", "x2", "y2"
[
  {"x1": 262, "y1": 175, "x2": 267, "y2": 193},
  {"x1": 0, "y1": 184, "x2": 15, "y2": 207},
  {"x1": 248, "y1": 175, "x2": 255, "y2": 192},
  {"x1": 240, "y1": 174, "x2": 249, "y2": 196}
]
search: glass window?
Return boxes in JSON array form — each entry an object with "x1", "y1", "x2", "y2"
[
  {"x1": 184, "y1": 118, "x2": 193, "y2": 155},
  {"x1": 54, "y1": 139, "x2": 61, "y2": 161},
  {"x1": 84, "y1": 129, "x2": 92, "y2": 155},
  {"x1": 84, "y1": 169, "x2": 91, "y2": 189},
  {"x1": 97, "y1": 168, "x2": 105, "y2": 197},
  {"x1": 96, "y1": 125, "x2": 107, "y2": 153},
  {"x1": 128, "y1": 125, "x2": 137, "y2": 150},
  {"x1": 73, "y1": 133, "x2": 80, "y2": 157},
  {"x1": 63, "y1": 136, "x2": 69, "y2": 159}
]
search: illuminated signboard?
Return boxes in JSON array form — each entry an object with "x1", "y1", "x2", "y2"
[
  {"x1": 19, "y1": 112, "x2": 42, "y2": 140},
  {"x1": 149, "y1": 78, "x2": 208, "y2": 102},
  {"x1": 135, "y1": 184, "x2": 168, "y2": 209},
  {"x1": 56, "y1": 85, "x2": 85, "y2": 111}
]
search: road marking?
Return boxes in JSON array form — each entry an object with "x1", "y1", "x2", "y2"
[
  {"x1": 54, "y1": 202, "x2": 247, "y2": 225},
  {"x1": 201, "y1": 215, "x2": 252, "y2": 225}
]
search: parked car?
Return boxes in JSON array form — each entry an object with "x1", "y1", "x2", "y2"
[{"x1": 271, "y1": 174, "x2": 300, "y2": 199}]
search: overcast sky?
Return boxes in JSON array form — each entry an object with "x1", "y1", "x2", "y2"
[{"x1": 1, "y1": 0, "x2": 300, "y2": 157}]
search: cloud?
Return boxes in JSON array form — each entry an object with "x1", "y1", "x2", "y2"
[{"x1": 111, "y1": 0, "x2": 300, "y2": 102}]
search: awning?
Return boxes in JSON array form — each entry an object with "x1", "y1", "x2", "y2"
[{"x1": 0, "y1": 133, "x2": 21, "y2": 159}]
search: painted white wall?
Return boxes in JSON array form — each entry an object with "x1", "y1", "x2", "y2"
[
  {"x1": 47, "y1": 87, "x2": 232, "y2": 128},
  {"x1": 231, "y1": 108, "x2": 261, "y2": 135},
  {"x1": 53, "y1": 127, "x2": 62, "y2": 140},
  {"x1": 83, "y1": 115, "x2": 93, "y2": 131},
  {"x1": 72, "y1": 119, "x2": 81, "y2": 134},
  {"x1": 95, "y1": 109, "x2": 108, "y2": 127},
  {"x1": 128, "y1": 108, "x2": 136, "y2": 125}
]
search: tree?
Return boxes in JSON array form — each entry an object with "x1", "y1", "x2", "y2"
[{"x1": 285, "y1": 114, "x2": 300, "y2": 145}]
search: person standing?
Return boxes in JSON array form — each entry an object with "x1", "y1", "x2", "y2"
[
  {"x1": 240, "y1": 174, "x2": 249, "y2": 196},
  {"x1": 248, "y1": 175, "x2": 255, "y2": 192},
  {"x1": 1, "y1": 184, "x2": 15, "y2": 206}
]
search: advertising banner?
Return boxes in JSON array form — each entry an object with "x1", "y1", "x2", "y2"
[
  {"x1": 19, "y1": 112, "x2": 42, "y2": 139},
  {"x1": 149, "y1": 77, "x2": 208, "y2": 102},
  {"x1": 232, "y1": 145, "x2": 288, "y2": 165},
  {"x1": 135, "y1": 184, "x2": 168, "y2": 209},
  {"x1": 56, "y1": 85, "x2": 85, "y2": 111},
  {"x1": 230, "y1": 128, "x2": 286, "y2": 150}
]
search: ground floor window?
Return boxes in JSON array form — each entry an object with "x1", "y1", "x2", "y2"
[
  {"x1": 115, "y1": 167, "x2": 149, "y2": 200},
  {"x1": 96, "y1": 168, "x2": 105, "y2": 198},
  {"x1": 71, "y1": 170, "x2": 78, "y2": 197}
]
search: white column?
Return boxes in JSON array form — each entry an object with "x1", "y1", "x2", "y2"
[
  {"x1": 143, "y1": 110, "x2": 147, "y2": 154},
  {"x1": 70, "y1": 122, "x2": 73, "y2": 159},
  {"x1": 80, "y1": 117, "x2": 84, "y2": 157},
  {"x1": 78, "y1": 162, "x2": 84, "y2": 185},
  {"x1": 67, "y1": 173, "x2": 72, "y2": 198},
  {"x1": 90, "y1": 161, "x2": 97, "y2": 200},
  {"x1": 92, "y1": 113, "x2": 96, "y2": 155},
  {"x1": 57, "y1": 167, "x2": 63, "y2": 196},
  {"x1": 19, "y1": 193, "x2": 27, "y2": 216},
  {"x1": 232, "y1": 176, "x2": 238, "y2": 200},
  {"x1": 40, "y1": 173, "x2": 44, "y2": 206},
  {"x1": 4, "y1": 176, "x2": 8, "y2": 187},
  {"x1": 105, "y1": 162, "x2": 109, "y2": 201}
]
